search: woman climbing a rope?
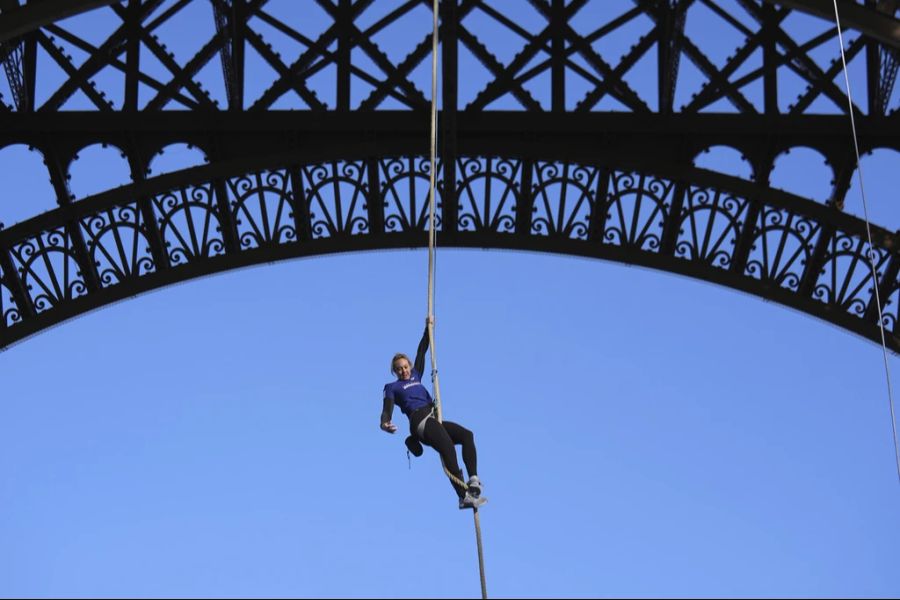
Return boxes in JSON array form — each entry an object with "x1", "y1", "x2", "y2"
[{"x1": 380, "y1": 317, "x2": 487, "y2": 510}]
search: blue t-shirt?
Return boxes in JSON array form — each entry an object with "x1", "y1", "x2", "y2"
[{"x1": 383, "y1": 369, "x2": 433, "y2": 417}]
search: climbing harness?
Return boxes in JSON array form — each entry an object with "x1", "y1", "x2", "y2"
[
  {"x1": 831, "y1": 1, "x2": 900, "y2": 484},
  {"x1": 423, "y1": 0, "x2": 488, "y2": 597}
]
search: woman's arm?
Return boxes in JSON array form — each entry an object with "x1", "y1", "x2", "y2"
[
  {"x1": 413, "y1": 321, "x2": 430, "y2": 376},
  {"x1": 380, "y1": 397, "x2": 397, "y2": 433}
]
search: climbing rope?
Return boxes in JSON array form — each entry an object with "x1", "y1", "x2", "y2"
[
  {"x1": 424, "y1": 1, "x2": 488, "y2": 598},
  {"x1": 830, "y1": 0, "x2": 900, "y2": 484}
]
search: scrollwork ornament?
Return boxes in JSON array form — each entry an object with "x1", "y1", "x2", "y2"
[
  {"x1": 457, "y1": 157, "x2": 520, "y2": 234},
  {"x1": 570, "y1": 164, "x2": 593, "y2": 186},
  {"x1": 822, "y1": 235, "x2": 889, "y2": 312},
  {"x1": 833, "y1": 234, "x2": 854, "y2": 254},
  {"x1": 536, "y1": 162, "x2": 560, "y2": 182},
  {"x1": 230, "y1": 173, "x2": 255, "y2": 197},
  {"x1": 642, "y1": 235, "x2": 661, "y2": 252},
  {"x1": 721, "y1": 195, "x2": 743, "y2": 217},
  {"x1": 677, "y1": 188, "x2": 746, "y2": 267},
  {"x1": 207, "y1": 239, "x2": 225, "y2": 257},
  {"x1": 307, "y1": 163, "x2": 331, "y2": 185},
  {"x1": 136, "y1": 255, "x2": 155, "y2": 276},
  {"x1": 495, "y1": 158, "x2": 517, "y2": 180},
  {"x1": 190, "y1": 183, "x2": 214, "y2": 206},
  {"x1": 415, "y1": 156, "x2": 434, "y2": 178},
  {"x1": 45, "y1": 229, "x2": 67, "y2": 250},
  {"x1": 645, "y1": 177, "x2": 671, "y2": 201},
  {"x1": 762, "y1": 208, "x2": 785, "y2": 228},
  {"x1": 349, "y1": 215, "x2": 369, "y2": 235},
  {"x1": 311, "y1": 219, "x2": 331, "y2": 238},
  {"x1": 83, "y1": 212, "x2": 108, "y2": 236},
  {"x1": 169, "y1": 246, "x2": 190, "y2": 266},
  {"x1": 691, "y1": 188, "x2": 711, "y2": 207},
  {"x1": 779, "y1": 271, "x2": 801, "y2": 291},
  {"x1": 15, "y1": 238, "x2": 38, "y2": 262},
  {"x1": 99, "y1": 268, "x2": 118, "y2": 287},
  {"x1": 156, "y1": 190, "x2": 181, "y2": 217},
  {"x1": 612, "y1": 171, "x2": 638, "y2": 192},
  {"x1": 459, "y1": 157, "x2": 485, "y2": 179},
  {"x1": 341, "y1": 161, "x2": 364, "y2": 181},
  {"x1": 496, "y1": 214, "x2": 516, "y2": 234},
  {"x1": 813, "y1": 281, "x2": 833, "y2": 304},
  {"x1": 33, "y1": 293, "x2": 53, "y2": 313},
  {"x1": 847, "y1": 297, "x2": 868, "y2": 316},
  {"x1": 709, "y1": 249, "x2": 732, "y2": 269},
  {"x1": 266, "y1": 169, "x2": 290, "y2": 191},
  {"x1": 276, "y1": 225, "x2": 297, "y2": 244},
  {"x1": 603, "y1": 224, "x2": 624, "y2": 247},
  {"x1": 384, "y1": 213, "x2": 405, "y2": 233},
  {"x1": 3, "y1": 304, "x2": 21, "y2": 327},
  {"x1": 675, "y1": 238, "x2": 696, "y2": 260},
  {"x1": 66, "y1": 279, "x2": 88, "y2": 299},
  {"x1": 382, "y1": 158, "x2": 405, "y2": 180},
  {"x1": 531, "y1": 217, "x2": 551, "y2": 236},
  {"x1": 240, "y1": 231, "x2": 258, "y2": 249}
]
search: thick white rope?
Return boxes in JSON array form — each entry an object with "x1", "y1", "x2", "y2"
[
  {"x1": 427, "y1": 0, "x2": 441, "y2": 425},
  {"x1": 424, "y1": 1, "x2": 488, "y2": 597},
  {"x1": 831, "y1": 0, "x2": 900, "y2": 484}
]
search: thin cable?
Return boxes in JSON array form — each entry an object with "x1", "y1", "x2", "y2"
[{"x1": 831, "y1": 0, "x2": 900, "y2": 484}]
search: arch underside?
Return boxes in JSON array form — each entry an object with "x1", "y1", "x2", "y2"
[{"x1": 1, "y1": 146, "x2": 899, "y2": 352}]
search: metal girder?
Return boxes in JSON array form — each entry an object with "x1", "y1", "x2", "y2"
[
  {"x1": 763, "y1": 0, "x2": 900, "y2": 49},
  {"x1": 0, "y1": 109, "x2": 896, "y2": 218},
  {"x1": 0, "y1": 111, "x2": 897, "y2": 173},
  {"x1": 0, "y1": 0, "x2": 120, "y2": 43},
  {"x1": 0, "y1": 0, "x2": 893, "y2": 115},
  {"x1": 0, "y1": 35, "x2": 26, "y2": 109}
]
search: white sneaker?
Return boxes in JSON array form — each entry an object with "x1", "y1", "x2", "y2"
[
  {"x1": 467, "y1": 475, "x2": 483, "y2": 498},
  {"x1": 459, "y1": 492, "x2": 488, "y2": 510}
]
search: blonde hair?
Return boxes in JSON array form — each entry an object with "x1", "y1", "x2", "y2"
[{"x1": 390, "y1": 352, "x2": 411, "y2": 375}]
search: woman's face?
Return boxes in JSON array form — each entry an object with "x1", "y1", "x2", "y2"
[{"x1": 393, "y1": 358, "x2": 412, "y2": 381}]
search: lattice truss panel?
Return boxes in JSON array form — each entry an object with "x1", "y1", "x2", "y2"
[{"x1": 0, "y1": 0, "x2": 898, "y2": 114}]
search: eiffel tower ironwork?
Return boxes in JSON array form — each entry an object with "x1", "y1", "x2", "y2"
[{"x1": 0, "y1": 0, "x2": 899, "y2": 350}]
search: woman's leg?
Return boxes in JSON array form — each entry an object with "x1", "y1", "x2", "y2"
[
  {"x1": 441, "y1": 421, "x2": 477, "y2": 479},
  {"x1": 422, "y1": 419, "x2": 466, "y2": 498}
]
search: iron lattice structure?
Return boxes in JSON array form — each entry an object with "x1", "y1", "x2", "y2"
[{"x1": 1, "y1": 0, "x2": 900, "y2": 350}]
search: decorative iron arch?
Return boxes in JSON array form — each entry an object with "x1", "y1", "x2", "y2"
[{"x1": 1, "y1": 138, "x2": 898, "y2": 351}]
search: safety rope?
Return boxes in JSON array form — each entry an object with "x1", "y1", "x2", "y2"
[
  {"x1": 424, "y1": 1, "x2": 488, "y2": 597},
  {"x1": 831, "y1": 0, "x2": 900, "y2": 484}
]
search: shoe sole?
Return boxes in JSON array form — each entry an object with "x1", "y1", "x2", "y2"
[{"x1": 459, "y1": 497, "x2": 488, "y2": 510}]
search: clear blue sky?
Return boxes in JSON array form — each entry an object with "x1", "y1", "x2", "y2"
[{"x1": 1, "y1": 2, "x2": 899, "y2": 598}]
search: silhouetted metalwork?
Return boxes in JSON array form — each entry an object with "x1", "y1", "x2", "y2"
[{"x1": 0, "y1": 0, "x2": 899, "y2": 350}]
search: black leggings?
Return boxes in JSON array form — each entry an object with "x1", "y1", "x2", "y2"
[{"x1": 420, "y1": 418, "x2": 478, "y2": 499}]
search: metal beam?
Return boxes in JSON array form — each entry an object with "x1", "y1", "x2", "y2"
[
  {"x1": 763, "y1": 0, "x2": 900, "y2": 49},
  {"x1": 0, "y1": 0, "x2": 120, "y2": 43}
]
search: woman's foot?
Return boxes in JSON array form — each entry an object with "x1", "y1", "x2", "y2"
[
  {"x1": 459, "y1": 492, "x2": 488, "y2": 510},
  {"x1": 466, "y1": 475, "x2": 482, "y2": 498},
  {"x1": 404, "y1": 435, "x2": 423, "y2": 457}
]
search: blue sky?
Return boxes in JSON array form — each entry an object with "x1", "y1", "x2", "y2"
[{"x1": 1, "y1": 1, "x2": 900, "y2": 598}]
